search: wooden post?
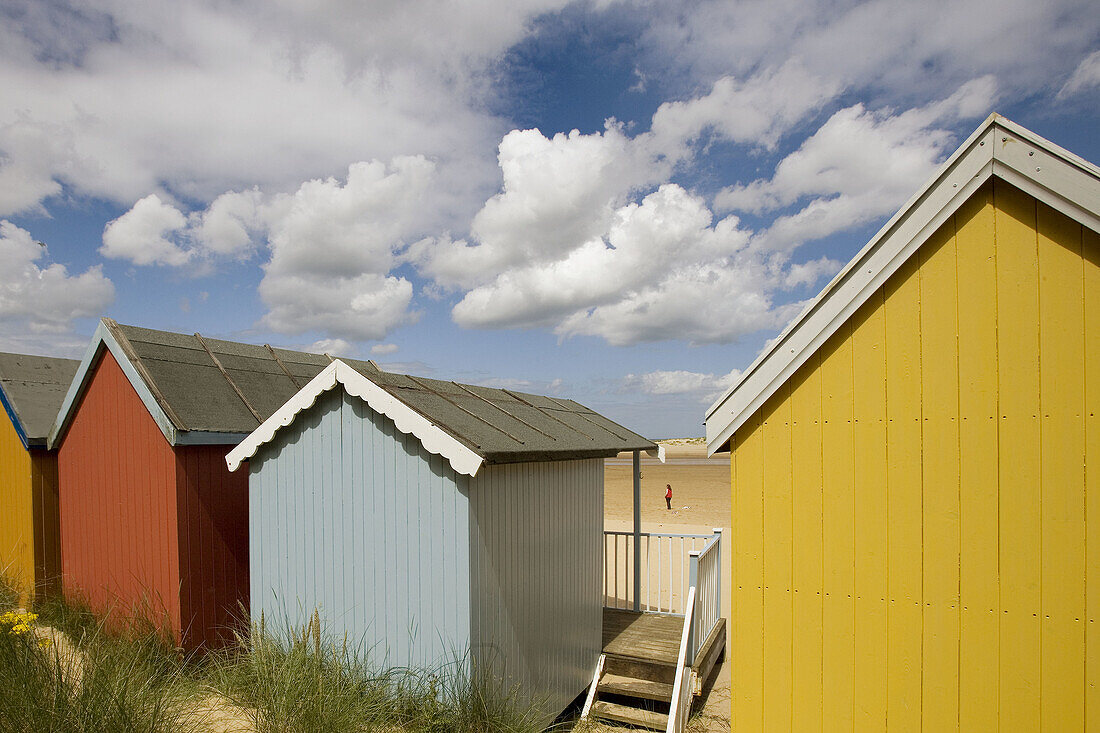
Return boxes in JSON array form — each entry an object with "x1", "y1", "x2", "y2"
[{"x1": 633, "y1": 449, "x2": 641, "y2": 612}]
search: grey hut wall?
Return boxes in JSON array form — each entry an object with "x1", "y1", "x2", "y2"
[
  {"x1": 467, "y1": 458, "x2": 603, "y2": 720},
  {"x1": 249, "y1": 389, "x2": 472, "y2": 669}
]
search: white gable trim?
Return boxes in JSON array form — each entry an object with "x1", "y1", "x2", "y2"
[
  {"x1": 48, "y1": 320, "x2": 180, "y2": 448},
  {"x1": 225, "y1": 359, "x2": 485, "y2": 477},
  {"x1": 705, "y1": 114, "x2": 1100, "y2": 455}
]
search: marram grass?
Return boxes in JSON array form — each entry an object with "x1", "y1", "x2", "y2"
[
  {"x1": 0, "y1": 576, "x2": 559, "y2": 732},
  {"x1": 204, "y1": 609, "x2": 551, "y2": 733}
]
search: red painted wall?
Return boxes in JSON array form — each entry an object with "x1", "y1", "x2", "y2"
[
  {"x1": 176, "y1": 445, "x2": 249, "y2": 648},
  {"x1": 58, "y1": 350, "x2": 182, "y2": 638},
  {"x1": 58, "y1": 350, "x2": 250, "y2": 649}
]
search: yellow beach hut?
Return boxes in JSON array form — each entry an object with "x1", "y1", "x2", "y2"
[
  {"x1": 0, "y1": 352, "x2": 78, "y2": 597},
  {"x1": 705, "y1": 114, "x2": 1100, "y2": 731}
]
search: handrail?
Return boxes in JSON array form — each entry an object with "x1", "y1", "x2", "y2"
[
  {"x1": 603, "y1": 529, "x2": 714, "y2": 614},
  {"x1": 666, "y1": 586, "x2": 696, "y2": 733},
  {"x1": 687, "y1": 528, "x2": 722, "y2": 664}
]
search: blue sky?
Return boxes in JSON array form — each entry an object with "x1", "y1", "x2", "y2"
[{"x1": 1, "y1": 0, "x2": 1098, "y2": 438}]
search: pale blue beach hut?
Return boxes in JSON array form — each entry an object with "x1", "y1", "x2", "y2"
[{"x1": 226, "y1": 359, "x2": 656, "y2": 723}]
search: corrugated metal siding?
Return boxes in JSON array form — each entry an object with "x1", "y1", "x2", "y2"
[
  {"x1": 58, "y1": 350, "x2": 182, "y2": 640},
  {"x1": 250, "y1": 388, "x2": 472, "y2": 668},
  {"x1": 176, "y1": 445, "x2": 249, "y2": 649},
  {"x1": 29, "y1": 450, "x2": 61, "y2": 597},
  {"x1": 729, "y1": 178, "x2": 1100, "y2": 731},
  {"x1": 468, "y1": 458, "x2": 603, "y2": 724},
  {"x1": 0, "y1": 409, "x2": 34, "y2": 595}
]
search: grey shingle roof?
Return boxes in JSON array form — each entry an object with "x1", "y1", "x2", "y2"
[
  {"x1": 0, "y1": 352, "x2": 80, "y2": 447},
  {"x1": 107, "y1": 320, "x2": 654, "y2": 461}
]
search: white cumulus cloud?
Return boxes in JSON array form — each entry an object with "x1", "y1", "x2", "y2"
[
  {"x1": 623, "y1": 367, "x2": 742, "y2": 403},
  {"x1": 100, "y1": 194, "x2": 190, "y2": 266},
  {"x1": 718, "y1": 81, "x2": 995, "y2": 253},
  {"x1": 0, "y1": 220, "x2": 114, "y2": 351}
]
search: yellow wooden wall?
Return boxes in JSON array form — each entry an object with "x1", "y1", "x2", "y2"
[
  {"x1": 0, "y1": 409, "x2": 35, "y2": 595},
  {"x1": 0, "y1": 412, "x2": 61, "y2": 599},
  {"x1": 730, "y1": 178, "x2": 1100, "y2": 731}
]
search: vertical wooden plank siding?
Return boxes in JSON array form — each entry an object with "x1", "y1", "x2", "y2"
[
  {"x1": 995, "y1": 182, "x2": 1042, "y2": 730},
  {"x1": 851, "y1": 295, "x2": 888, "y2": 731},
  {"x1": 468, "y1": 458, "x2": 603, "y2": 727},
  {"x1": 176, "y1": 445, "x2": 249, "y2": 649},
  {"x1": 249, "y1": 389, "x2": 472, "y2": 669},
  {"x1": 728, "y1": 179, "x2": 1098, "y2": 730},
  {"x1": 29, "y1": 450, "x2": 62, "y2": 597},
  {"x1": 955, "y1": 186, "x2": 1000, "y2": 729},
  {"x1": 0, "y1": 410, "x2": 34, "y2": 595},
  {"x1": 1036, "y1": 201, "x2": 1086, "y2": 730},
  {"x1": 57, "y1": 350, "x2": 181, "y2": 639},
  {"x1": 790, "y1": 360, "x2": 824, "y2": 733},
  {"x1": 1084, "y1": 225, "x2": 1100, "y2": 729},
  {"x1": 821, "y1": 322, "x2": 856, "y2": 731},
  {"x1": 733, "y1": 412, "x2": 765, "y2": 732},
  {"x1": 762, "y1": 386, "x2": 794, "y2": 731},
  {"x1": 919, "y1": 212, "x2": 961, "y2": 731},
  {"x1": 883, "y1": 253, "x2": 923, "y2": 729}
]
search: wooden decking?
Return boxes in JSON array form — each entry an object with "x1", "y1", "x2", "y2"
[{"x1": 602, "y1": 608, "x2": 685, "y2": 666}]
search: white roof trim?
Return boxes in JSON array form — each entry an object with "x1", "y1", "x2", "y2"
[
  {"x1": 705, "y1": 114, "x2": 1100, "y2": 455},
  {"x1": 225, "y1": 359, "x2": 485, "y2": 477},
  {"x1": 48, "y1": 321, "x2": 180, "y2": 448}
]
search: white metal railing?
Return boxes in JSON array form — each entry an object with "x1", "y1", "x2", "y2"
[
  {"x1": 666, "y1": 528, "x2": 723, "y2": 733},
  {"x1": 602, "y1": 530, "x2": 714, "y2": 614},
  {"x1": 687, "y1": 528, "x2": 722, "y2": 664},
  {"x1": 666, "y1": 586, "x2": 696, "y2": 733}
]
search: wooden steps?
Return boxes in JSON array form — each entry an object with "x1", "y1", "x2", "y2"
[
  {"x1": 591, "y1": 700, "x2": 669, "y2": 729},
  {"x1": 597, "y1": 673, "x2": 674, "y2": 702},
  {"x1": 584, "y1": 609, "x2": 726, "y2": 731}
]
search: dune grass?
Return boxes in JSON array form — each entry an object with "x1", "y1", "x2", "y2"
[
  {"x1": 0, "y1": 576, "x2": 552, "y2": 733},
  {"x1": 204, "y1": 610, "x2": 548, "y2": 733},
  {"x1": 0, "y1": 576, "x2": 206, "y2": 733}
]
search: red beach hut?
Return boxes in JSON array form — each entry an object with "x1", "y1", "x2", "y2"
[{"x1": 48, "y1": 318, "x2": 335, "y2": 648}]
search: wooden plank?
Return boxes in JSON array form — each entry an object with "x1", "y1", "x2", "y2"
[
  {"x1": 852, "y1": 293, "x2": 888, "y2": 731},
  {"x1": 1037, "y1": 201, "x2": 1086, "y2": 731},
  {"x1": 955, "y1": 184, "x2": 1000, "y2": 730},
  {"x1": 995, "y1": 181, "x2": 1042, "y2": 730},
  {"x1": 919, "y1": 212, "x2": 961, "y2": 732},
  {"x1": 733, "y1": 414, "x2": 765, "y2": 733},
  {"x1": 591, "y1": 700, "x2": 668, "y2": 729},
  {"x1": 820, "y1": 322, "x2": 855, "y2": 730},
  {"x1": 1084, "y1": 225, "x2": 1100, "y2": 730},
  {"x1": 884, "y1": 254, "x2": 923, "y2": 728},
  {"x1": 762, "y1": 385, "x2": 794, "y2": 731},
  {"x1": 598, "y1": 673, "x2": 673, "y2": 702},
  {"x1": 790, "y1": 357, "x2": 824, "y2": 732}
]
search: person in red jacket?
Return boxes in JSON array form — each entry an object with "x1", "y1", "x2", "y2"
[{"x1": 665, "y1": 483, "x2": 673, "y2": 510}]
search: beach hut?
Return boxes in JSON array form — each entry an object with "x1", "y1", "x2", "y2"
[
  {"x1": 48, "y1": 318, "x2": 343, "y2": 648},
  {"x1": 704, "y1": 113, "x2": 1100, "y2": 730},
  {"x1": 0, "y1": 352, "x2": 78, "y2": 597},
  {"x1": 225, "y1": 359, "x2": 657, "y2": 725}
]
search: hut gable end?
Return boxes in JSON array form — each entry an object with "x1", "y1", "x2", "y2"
[
  {"x1": 58, "y1": 349, "x2": 183, "y2": 638},
  {"x1": 248, "y1": 386, "x2": 473, "y2": 669},
  {"x1": 716, "y1": 117, "x2": 1100, "y2": 731}
]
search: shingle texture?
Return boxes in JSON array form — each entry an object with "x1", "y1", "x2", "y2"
[
  {"x1": 0, "y1": 352, "x2": 80, "y2": 446},
  {"x1": 112, "y1": 321, "x2": 654, "y2": 461}
]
